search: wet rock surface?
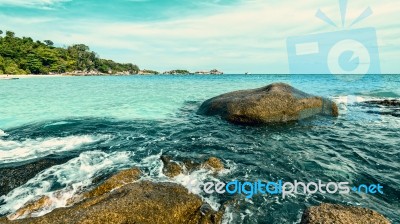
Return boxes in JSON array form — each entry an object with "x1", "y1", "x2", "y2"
[
  {"x1": 301, "y1": 203, "x2": 391, "y2": 224},
  {"x1": 0, "y1": 158, "x2": 70, "y2": 196},
  {"x1": 3, "y1": 166, "x2": 223, "y2": 224},
  {"x1": 202, "y1": 157, "x2": 224, "y2": 172},
  {"x1": 8, "y1": 167, "x2": 142, "y2": 220},
  {"x1": 198, "y1": 83, "x2": 339, "y2": 125},
  {"x1": 7, "y1": 196, "x2": 52, "y2": 220},
  {"x1": 5, "y1": 181, "x2": 223, "y2": 224},
  {"x1": 365, "y1": 99, "x2": 400, "y2": 107},
  {"x1": 83, "y1": 167, "x2": 141, "y2": 198},
  {"x1": 363, "y1": 99, "x2": 400, "y2": 118},
  {"x1": 161, "y1": 155, "x2": 224, "y2": 177},
  {"x1": 160, "y1": 155, "x2": 184, "y2": 178}
]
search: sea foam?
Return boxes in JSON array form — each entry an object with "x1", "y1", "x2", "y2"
[
  {"x1": 0, "y1": 150, "x2": 135, "y2": 218},
  {"x1": 0, "y1": 129, "x2": 8, "y2": 137},
  {"x1": 0, "y1": 135, "x2": 106, "y2": 164}
]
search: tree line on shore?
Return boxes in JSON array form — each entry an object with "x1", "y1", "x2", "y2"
[{"x1": 0, "y1": 30, "x2": 139, "y2": 75}]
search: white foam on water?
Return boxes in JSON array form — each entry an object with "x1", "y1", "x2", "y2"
[
  {"x1": 1, "y1": 148, "x2": 237, "y2": 221},
  {"x1": 333, "y1": 95, "x2": 367, "y2": 105},
  {"x1": 172, "y1": 160, "x2": 238, "y2": 212},
  {"x1": 221, "y1": 205, "x2": 234, "y2": 224},
  {"x1": 0, "y1": 150, "x2": 135, "y2": 218},
  {"x1": 136, "y1": 153, "x2": 238, "y2": 213},
  {"x1": 0, "y1": 135, "x2": 108, "y2": 164},
  {"x1": 0, "y1": 129, "x2": 8, "y2": 137}
]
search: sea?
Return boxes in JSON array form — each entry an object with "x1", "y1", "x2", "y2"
[{"x1": 0, "y1": 74, "x2": 399, "y2": 223}]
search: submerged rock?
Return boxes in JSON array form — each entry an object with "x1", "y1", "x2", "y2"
[
  {"x1": 0, "y1": 158, "x2": 70, "y2": 196},
  {"x1": 161, "y1": 155, "x2": 225, "y2": 177},
  {"x1": 6, "y1": 181, "x2": 223, "y2": 224},
  {"x1": 301, "y1": 203, "x2": 391, "y2": 224},
  {"x1": 198, "y1": 83, "x2": 339, "y2": 125},
  {"x1": 202, "y1": 157, "x2": 224, "y2": 172},
  {"x1": 160, "y1": 155, "x2": 183, "y2": 178},
  {"x1": 363, "y1": 99, "x2": 400, "y2": 118},
  {"x1": 365, "y1": 99, "x2": 400, "y2": 107},
  {"x1": 7, "y1": 196, "x2": 52, "y2": 220}
]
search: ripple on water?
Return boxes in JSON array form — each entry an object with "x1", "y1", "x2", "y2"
[{"x1": 0, "y1": 97, "x2": 399, "y2": 223}]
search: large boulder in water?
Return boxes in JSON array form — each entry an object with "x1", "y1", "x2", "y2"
[
  {"x1": 301, "y1": 203, "x2": 391, "y2": 224},
  {"x1": 198, "y1": 83, "x2": 338, "y2": 125}
]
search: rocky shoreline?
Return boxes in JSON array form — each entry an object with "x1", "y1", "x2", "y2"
[
  {"x1": 1, "y1": 156, "x2": 226, "y2": 224},
  {"x1": 1, "y1": 155, "x2": 392, "y2": 224},
  {"x1": 0, "y1": 69, "x2": 225, "y2": 77}
]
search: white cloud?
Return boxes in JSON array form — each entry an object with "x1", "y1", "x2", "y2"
[
  {"x1": 0, "y1": 0, "x2": 399, "y2": 73},
  {"x1": 0, "y1": 0, "x2": 69, "y2": 9}
]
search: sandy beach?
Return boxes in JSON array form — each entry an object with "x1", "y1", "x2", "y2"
[{"x1": 0, "y1": 75, "x2": 65, "y2": 79}]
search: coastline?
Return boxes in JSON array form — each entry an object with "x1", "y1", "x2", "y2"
[{"x1": 0, "y1": 75, "x2": 64, "y2": 79}]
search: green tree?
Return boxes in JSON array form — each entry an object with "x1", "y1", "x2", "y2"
[
  {"x1": 5, "y1": 31, "x2": 15, "y2": 38},
  {"x1": 44, "y1": 40, "x2": 54, "y2": 46},
  {"x1": 0, "y1": 30, "x2": 140, "y2": 75}
]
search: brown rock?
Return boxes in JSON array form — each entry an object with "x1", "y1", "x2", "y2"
[
  {"x1": 197, "y1": 83, "x2": 339, "y2": 125},
  {"x1": 164, "y1": 162, "x2": 183, "y2": 178},
  {"x1": 83, "y1": 167, "x2": 141, "y2": 198},
  {"x1": 202, "y1": 157, "x2": 224, "y2": 172},
  {"x1": 8, "y1": 196, "x2": 52, "y2": 220},
  {"x1": 183, "y1": 159, "x2": 202, "y2": 172},
  {"x1": 301, "y1": 203, "x2": 391, "y2": 224},
  {"x1": 160, "y1": 155, "x2": 183, "y2": 178},
  {"x1": 0, "y1": 158, "x2": 69, "y2": 196},
  {"x1": 5, "y1": 181, "x2": 223, "y2": 224},
  {"x1": 161, "y1": 156, "x2": 224, "y2": 177},
  {"x1": 365, "y1": 99, "x2": 400, "y2": 107},
  {"x1": 7, "y1": 167, "x2": 142, "y2": 220}
]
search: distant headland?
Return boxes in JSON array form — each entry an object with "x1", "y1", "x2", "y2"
[{"x1": 0, "y1": 30, "x2": 223, "y2": 76}]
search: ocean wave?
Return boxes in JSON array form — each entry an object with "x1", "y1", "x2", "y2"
[
  {"x1": 0, "y1": 150, "x2": 135, "y2": 218},
  {"x1": 0, "y1": 150, "x2": 232, "y2": 220},
  {"x1": 136, "y1": 152, "x2": 236, "y2": 212},
  {"x1": 0, "y1": 135, "x2": 107, "y2": 164},
  {"x1": 0, "y1": 129, "x2": 8, "y2": 137},
  {"x1": 333, "y1": 95, "x2": 368, "y2": 105}
]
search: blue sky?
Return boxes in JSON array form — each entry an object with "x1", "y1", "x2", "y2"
[{"x1": 0, "y1": 0, "x2": 399, "y2": 73}]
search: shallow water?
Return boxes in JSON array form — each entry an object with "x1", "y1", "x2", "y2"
[{"x1": 0, "y1": 74, "x2": 399, "y2": 223}]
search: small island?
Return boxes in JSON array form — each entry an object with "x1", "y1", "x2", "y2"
[
  {"x1": 138, "y1": 69, "x2": 160, "y2": 75},
  {"x1": 162, "y1": 69, "x2": 190, "y2": 75},
  {"x1": 195, "y1": 69, "x2": 224, "y2": 75},
  {"x1": 162, "y1": 69, "x2": 224, "y2": 75}
]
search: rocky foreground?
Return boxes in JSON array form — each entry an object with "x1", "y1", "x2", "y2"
[
  {"x1": 0, "y1": 155, "x2": 392, "y2": 224},
  {"x1": 198, "y1": 83, "x2": 339, "y2": 125},
  {"x1": 301, "y1": 203, "x2": 391, "y2": 224},
  {"x1": 1, "y1": 156, "x2": 225, "y2": 224},
  {"x1": 2, "y1": 180, "x2": 222, "y2": 224}
]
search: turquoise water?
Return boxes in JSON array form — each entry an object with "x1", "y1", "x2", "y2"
[{"x1": 0, "y1": 75, "x2": 399, "y2": 223}]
